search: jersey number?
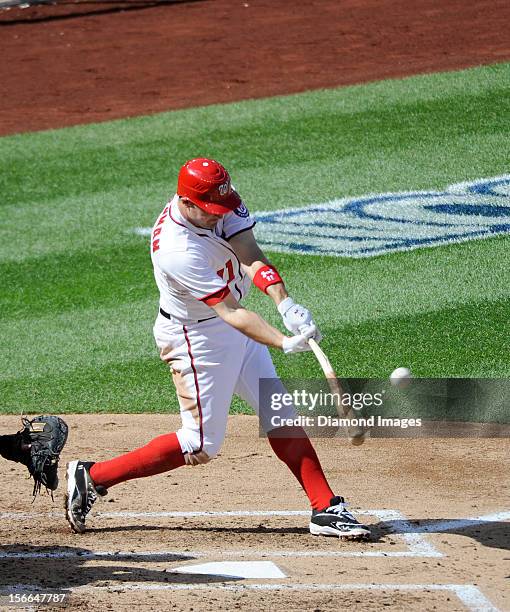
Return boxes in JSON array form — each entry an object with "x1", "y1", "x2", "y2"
[{"x1": 217, "y1": 260, "x2": 234, "y2": 284}]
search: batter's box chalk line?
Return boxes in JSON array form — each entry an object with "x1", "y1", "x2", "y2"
[
  {"x1": 0, "y1": 509, "x2": 508, "y2": 560},
  {"x1": 1, "y1": 583, "x2": 499, "y2": 612},
  {"x1": 0, "y1": 509, "x2": 441, "y2": 558}
]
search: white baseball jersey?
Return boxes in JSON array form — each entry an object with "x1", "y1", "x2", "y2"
[
  {"x1": 151, "y1": 195, "x2": 255, "y2": 324},
  {"x1": 151, "y1": 195, "x2": 297, "y2": 459}
]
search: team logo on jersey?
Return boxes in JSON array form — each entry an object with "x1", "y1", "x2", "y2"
[
  {"x1": 234, "y1": 202, "x2": 250, "y2": 218},
  {"x1": 252, "y1": 175, "x2": 510, "y2": 258}
]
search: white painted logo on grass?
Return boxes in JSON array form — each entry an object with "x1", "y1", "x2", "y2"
[
  {"x1": 254, "y1": 175, "x2": 510, "y2": 257},
  {"x1": 133, "y1": 175, "x2": 510, "y2": 258}
]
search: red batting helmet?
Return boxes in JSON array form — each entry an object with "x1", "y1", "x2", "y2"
[{"x1": 177, "y1": 158, "x2": 241, "y2": 215}]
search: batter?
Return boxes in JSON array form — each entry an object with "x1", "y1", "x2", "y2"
[{"x1": 65, "y1": 158, "x2": 369, "y2": 540}]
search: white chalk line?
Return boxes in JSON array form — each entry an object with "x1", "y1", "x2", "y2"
[
  {"x1": 0, "y1": 508, "x2": 441, "y2": 559},
  {"x1": 1, "y1": 510, "x2": 505, "y2": 610},
  {"x1": 372, "y1": 509, "x2": 441, "y2": 557},
  {"x1": 2, "y1": 508, "x2": 507, "y2": 560},
  {"x1": 2, "y1": 508, "x2": 507, "y2": 528},
  {"x1": 0, "y1": 549, "x2": 437, "y2": 560},
  {"x1": 1, "y1": 583, "x2": 499, "y2": 611}
]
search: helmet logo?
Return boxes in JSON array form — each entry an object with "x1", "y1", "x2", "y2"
[{"x1": 218, "y1": 181, "x2": 229, "y2": 196}]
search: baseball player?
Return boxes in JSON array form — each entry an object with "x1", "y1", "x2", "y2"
[
  {"x1": 0, "y1": 416, "x2": 68, "y2": 497},
  {"x1": 65, "y1": 159, "x2": 369, "y2": 539}
]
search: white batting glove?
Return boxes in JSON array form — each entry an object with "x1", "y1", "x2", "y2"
[
  {"x1": 299, "y1": 323, "x2": 322, "y2": 344},
  {"x1": 282, "y1": 325, "x2": 316, "y2": 354},
  {"x1": 278, "y1": 297, "x2": 322, "y2": 342}
]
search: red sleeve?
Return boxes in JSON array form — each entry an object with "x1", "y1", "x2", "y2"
[{"x1": 199, "y1": 285, "x2": 231, "y2": 306}]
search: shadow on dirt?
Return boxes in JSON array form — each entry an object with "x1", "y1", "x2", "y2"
[
  {"x1": 86, "y1": 517, "x2": 509, "y2": 551},
  {"x1": 0, "y1": 545, "x2": 242, "y2": 590},
  {"x1": 372, "y1": 518, "x2": 510, "y2": 551},
  {"x1": 88, "y1": 524, "x2": 310, "y2": 536}
]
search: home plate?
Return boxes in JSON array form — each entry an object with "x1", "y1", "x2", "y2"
[{"x1": 172, "y1": 561, "x2": 286, "y2": 579}]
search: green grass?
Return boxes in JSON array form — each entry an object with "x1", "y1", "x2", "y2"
[{"x1": 1, "y1": 62, "x2": 509, "y2": 414}]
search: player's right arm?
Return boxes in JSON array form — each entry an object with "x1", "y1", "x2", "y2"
[
  {"x1": 211, "y1": 293, "x2": 313, "y2": 354},
  {"x1": 160, "y1": 249, "x2": 312, "y2": 354},
  {"x1": 228, "y1": 228, "x2": 321, "y2": 343}
]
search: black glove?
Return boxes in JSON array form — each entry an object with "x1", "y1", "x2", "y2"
[{"x1": 20, "y1": 416, "x2": 69, "y2": 497}]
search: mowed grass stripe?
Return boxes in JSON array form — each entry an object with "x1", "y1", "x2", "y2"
[
  {"x1": 0, "y1": 357, "x2": 174, "y2": 413},
  {"x1": 239, "y1": 131, "x2": 509, "y2": 212},
  {"x1": 1, "y1": 87, "x2": 503, "y2": 185},
  {"x1": 323, "y1": 298, "x2": 510, "y2": 379},
  {"x1": 1, "y1": 296, "x2": 507, "y2": 413},
  {"x1": 2, "y1": 128, "x2": 508, "y2": 265},
  {"x1": 2, "y1": 81, "x2": 509, "y2": 211},
  {"x1": 1, "y1": 235, "x2": 508, "y2": 382},
  {"x1": 0, "y1": 299, "x2": 156, "y2": 381},
  {"x1": 0, "y1": 182, "x2": 169, "y2": 263},
  {"x1": 2, "y1": 232, "x2": 510, "y2": 322},
  {"x1": 1, "y1": 243, "x2": 154, "y2": 318}
]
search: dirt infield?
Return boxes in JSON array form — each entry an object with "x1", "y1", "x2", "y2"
[
  {"x1": 1, "y1": 415, "x2": 508, "y2": 611},
  {"x1": 1, "y1": 0, "x2": 510, "y2": 135}
]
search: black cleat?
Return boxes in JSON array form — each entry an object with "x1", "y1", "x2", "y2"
[
  {"x1": 309, "y1": 496, "x2": 370, "y2": 540},
  {"x1": 65, "y1": 460, "x2": 106, "y2": 533}
]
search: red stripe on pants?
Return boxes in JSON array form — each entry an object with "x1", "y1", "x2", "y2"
[{"x1": 183, "y1": 324, "x2": 204, "y2": 452}]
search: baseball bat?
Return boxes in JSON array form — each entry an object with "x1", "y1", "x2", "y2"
[{"x1": 308, "y1": 338, "x2": 367, "y2": 446}]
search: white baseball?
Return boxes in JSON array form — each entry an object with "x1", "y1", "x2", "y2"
[{"x1": 390, "y1": 367, "x2": 412, "y2": 387}]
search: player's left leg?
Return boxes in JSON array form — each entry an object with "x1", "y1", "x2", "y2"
[
  {"x1": 233, "y1": 339, "x2": 334, "y2": 510},
  {"x1": 234, "y1": 340, "x2": 370, "y2": 539}
]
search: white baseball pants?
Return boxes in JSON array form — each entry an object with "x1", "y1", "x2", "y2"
[{"x1": 153, "y1": 313, "x2": 296, "y2": 460}]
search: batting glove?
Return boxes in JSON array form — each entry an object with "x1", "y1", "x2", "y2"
[
  {"x1": 278, "y1": 297, "x2": 322, "y2": 342},
  {"x1": 282, "y1": 325, "x2": 316, "y2": 354}
]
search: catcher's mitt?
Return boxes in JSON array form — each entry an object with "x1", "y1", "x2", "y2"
[{"x1": 20, "y1": 416, "x2": 69, "y2": 498}]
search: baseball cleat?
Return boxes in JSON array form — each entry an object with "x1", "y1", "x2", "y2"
[
  {"x1": 309, "y1": 496, "x2": 370, "y2": 540},
  {"x1": 65, "y1": 460, "x2": 105, "y2": 534}
]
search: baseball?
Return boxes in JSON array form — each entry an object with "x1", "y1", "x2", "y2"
[{"x1": 390, "y1": 366, "x2": 412, "y2": 387}]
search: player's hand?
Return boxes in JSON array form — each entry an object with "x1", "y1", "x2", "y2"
[
  {"x1": 278, "y1": 297, "x2": 322, "y2": 342},
  {"x1": 299, "y1": 323, "x2": 322, "y2": 344},
  {"x1": 282, "y1": 325, "x2": 316, "y2": 354}
]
